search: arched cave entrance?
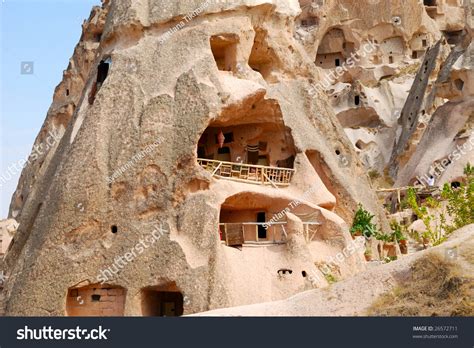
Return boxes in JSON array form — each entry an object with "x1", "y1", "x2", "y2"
[
  {"x1": 218, "y1": 192, "x2": 321, "y2": 246},
  {"x1": 197, "y1": 98, "x2": 297, "y2": 186},
  {"x1": 141, "y1": 282, "x2": 184, "y2": 317},
  {"x1": 315, "y1": 28, "x2": 355, "y2": 69}
]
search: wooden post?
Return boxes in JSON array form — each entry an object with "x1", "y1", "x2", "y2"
[
  {"x1": 263, "y1": 172, "x2": 278, "y2": 188},
  {"x1": 224, "y1": 224, "x2": 228, "y2": 246},
  {"x1": 211, "y1": 161, "x2": 222, "y2": 176}
]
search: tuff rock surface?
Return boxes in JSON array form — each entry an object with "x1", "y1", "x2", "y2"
[{"x1": 2, "y1": 0, "x2": 472, "y2": 316}]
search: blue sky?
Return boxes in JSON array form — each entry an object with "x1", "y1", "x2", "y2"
[{"x1": 0, "y1": 0, "x2": 100, "y2": 218}]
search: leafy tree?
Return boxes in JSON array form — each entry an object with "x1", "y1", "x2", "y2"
[
  {"x1": 406, "y1": 188, "x2": 447, "y2": 246},
  {"x1": 441, "y1": 163, "x2": 474, "y2": 232}
]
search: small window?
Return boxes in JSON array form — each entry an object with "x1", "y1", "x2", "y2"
[
  {"x1": 215, "y1": 132, "x2": 234, "y2": 144},
  {"x1": 412, "y1": 51, "x2": 418, "y2": 59},
  {"x1": 422, "y1": 39, "x2": 427, "y2": 47},
  {"x1": 454, "y1": 79, "x2": 464, "y2": 91},
  {"x1": 354, "y1": 95, "x2": 360, "y2": 106},
  {"x1": 66, "y1": 89, "x2": 70, "y2": 96},
  {"x1": 210, "y1": 34, "x2": 238, "y2": 71},
  {"x1": 217, "y1": 147, "x2": 230, "y2": 154},
  {"x1": 335, "y1": 58, "x2": 341, "y2": 67},
  {"x1": 389, "y1": 56, "x2": 394, "y2": 64},
  {"x1": 451, "y1": 181, "x2": 461, "y2": 189},
  {"x1": 91, "y1": 294, "x2": 101, "y2": 302},
  {"x1": 97, "y1": 60, "x2": 110, "y2": 85}
]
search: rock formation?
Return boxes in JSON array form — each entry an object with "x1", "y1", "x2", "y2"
[
  {"x1": 193, "y1": 224, "x2": 474, "y2": 316},
  {"x1": 1, "y1": 0, "x2": 472, "y2": 316}
]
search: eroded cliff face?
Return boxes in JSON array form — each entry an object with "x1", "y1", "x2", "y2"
[
  {"x1": 2, "y1": 0, "x2": 471, "y2": 316},
  {"x1": 296, "y1": 0, "x2": 473, "y2": 184}
]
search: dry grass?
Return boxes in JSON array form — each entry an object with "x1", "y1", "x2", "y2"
[{"x1": 367, "y1": 251, "x2": 474, "y2": 316}]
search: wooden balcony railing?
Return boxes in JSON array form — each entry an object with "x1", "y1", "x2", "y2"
[
  {"x1": 218, "y1": 221, "x2": 321, "y2": 246},
  {"x1": 219, "y1": 222, "x2": 288, "y2": 246},
  {"x1": 198, "y1": 158, "x2": 294, "y2": 187}
]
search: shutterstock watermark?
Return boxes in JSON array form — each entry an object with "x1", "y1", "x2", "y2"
[
  {"x1": 96, "y1": 223, "x2": 169, "y2": 284},
  {"x1": 17, "y1": 326, "x2": 109, "y2": 340},
  {"x1": 307, "y1": 237, "x2": 366, "y2": 285},
  {"x1": 20, "y1": 61, "x2": 34, "y2": 75},
  {"x1": 106, "y1": 138, "x2": 162, "y2": 184},
  {"x1": 308, "y1": 40, "x2": 378, "y2": 95},
  {"x1": 0, "y1": 130, "x2": 61, "y2": 188}
]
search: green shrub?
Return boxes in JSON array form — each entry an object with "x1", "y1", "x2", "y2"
[
  {"x1": 441, "y1": 163, "x2": 474, "y2": 232},
  {"x1": 324, "y1": 273, "x2": 337, "y2": 284},
  {"x1": 383, "y1": 256, "x2": 398, "y2": 263},
  {"x1": 425, "y1": 196, "x2": 441, "y2": 209},
  {"x1": 406, "y1": 187, "x2": 448, "y2": 246},
  {"x1": 389, "y1": 220, "x2": 406, "y2": 242},
  {"x1": 368, "y1": 170, "x2": 380, "y2": 180},
  {"x1": 351, "y1": 204, "x2": 378, "y2": 238}
]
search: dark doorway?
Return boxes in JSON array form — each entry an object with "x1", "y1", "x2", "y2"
[
  {"x1": 217, "y1": 146, "x2": 231, "y2": 161},
  {"x1": 257, "y1": 212, "x2": 266, "y2": 239},
  {"x1": 97, "y1": 60, "x2": 110, "y2": 86},
  {"x1": 354, "y1": 95, "x2": 360, "y2": 106},
  {"x1": 89, "y1": 59, "x2": 110, "y2": 105},
  {"x1": 142, "y1": 290, "x2": 184, "y2": 317},
  {"x1": 247, "y1": 144, "x2": 259, "y2": 165},
  {"x1": 335, "y1": 58, "x2": 340, "y2": 67}
]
